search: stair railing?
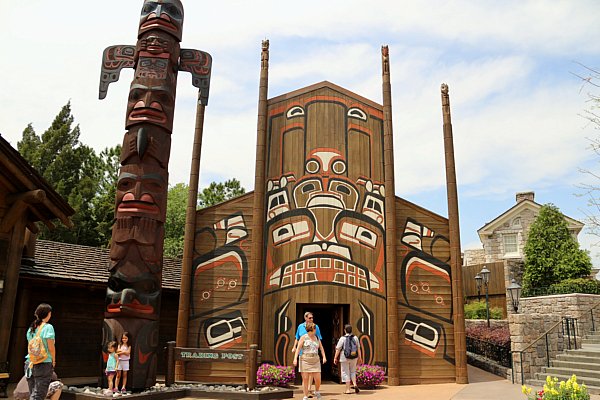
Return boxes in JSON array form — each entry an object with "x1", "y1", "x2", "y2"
[
  {"x1": 586, "y1": 300, "x2": 600, "y2": 333},
  {"x1": 511, "y1": 319, "x2": 565, "y2": 384}
]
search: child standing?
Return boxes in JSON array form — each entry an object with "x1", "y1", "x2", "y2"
[
  {"x1": 105, "y1": 342, "x2": 119, "y2": 392},
  {"x1": 115, "y1": 333, "x2": 131, "y2": 394}
]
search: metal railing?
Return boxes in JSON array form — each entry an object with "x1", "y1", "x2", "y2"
[
  {"x1": 511, "y1": 317, "x2": 579, "y2": 384},
  {"x1": 522, "y1": 286, "x2": 600, "y2": 298},
  {"x1": 466, "y1": 337, "x2": 511, "y2": 368}
]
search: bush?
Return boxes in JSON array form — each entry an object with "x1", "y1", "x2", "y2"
[
  {"x1": 256, "y1": 363, "x2": 295, "y2": 387},
  {"x1": 522, "y1": 375, "x2": 590, "y2": 400},
  {"x1": 466, "y1": 324, "x2": 510, "y2": 347},
  {"x1": 356, "y1": 364, "x2": 386, "y2": 388},
  {"x1": 464, "y1": 300, "x2": 503, "y2": 320},
  {"x1": 549, "y1": 278, "x2": 600, "y2": 295}
]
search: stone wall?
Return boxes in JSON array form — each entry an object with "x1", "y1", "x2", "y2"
[
  {"x1": 509, "y1": 313, "x2": 563, "y2": 384},
  {"x1": 463, "y1": 249, "x2": 485, "y2": 266},
  {"x1": 508, "y1": 294, "x2": 600, "y2": 384},
  {"x1": 481, "y1": 208, "x2": 537, "y2": 264}
]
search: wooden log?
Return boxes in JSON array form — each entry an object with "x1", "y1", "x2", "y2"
[{"x1": 6, "y1": 189, "x2": 46, "y2": 205}]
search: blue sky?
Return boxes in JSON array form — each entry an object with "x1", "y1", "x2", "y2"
[{"x1": 2, "y1": 1, "x2": 600, "y2": 264}]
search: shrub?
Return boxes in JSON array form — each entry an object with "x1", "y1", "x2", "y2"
[
  {"x1": 464, "y1": 300, "x2": 503, "y2": 320},
  {"x1": 522, "y1": 375, "x2": 590, "y2": 400},
  {"x1": 466, "y1": 324, "x2": 510, "y2": 347},
  {"x1": 549, "y1": 278, "x2": 600, "y2": 295},
  {"x1": 256, "y1": 363, "x2": 295, "y2": 387},
  {"x1": 356, "y1": 364, "x2": 386, "y2": 388}
]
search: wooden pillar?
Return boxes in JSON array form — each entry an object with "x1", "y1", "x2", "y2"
[
  {"x1": 0, "y1": 219, "x2": 27, "y2": 363},
  {"x1": 381, "y1": 45, "x2": 400, "y2": 386},
  {"x1": 440, "y1": 83, "x2": 468, "y2": 384},
  {"x1": 175, "y1": 98, "x2": 207, "y2": 380},
  {"x1": 246, "y1": 40, "x2": 269, "y2": 384}
]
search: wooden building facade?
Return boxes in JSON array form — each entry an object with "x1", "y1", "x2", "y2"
[{"x1": 179, "y1": 45, "x2": 467, "y2": 385}]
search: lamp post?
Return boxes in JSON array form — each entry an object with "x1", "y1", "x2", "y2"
[
  {"x1": 474, "y1": 273, "x2": 482, "y2": 302},
  {"x1": 479, "y1": 266, "x2": 491, "y2": 327},
  {"x1": 507, "y1": 278, "x2": 522, "y2": 314}
]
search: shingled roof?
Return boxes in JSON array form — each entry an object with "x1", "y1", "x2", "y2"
[{"x1": 20, "y1": 240, "x2": 182, "y2": 290}]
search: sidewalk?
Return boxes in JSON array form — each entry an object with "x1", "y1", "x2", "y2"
[{"x1": 288, "y1": 365, "x2": 600, "y2": 400}]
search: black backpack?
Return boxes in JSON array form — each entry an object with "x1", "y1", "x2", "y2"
[{"x1": 344, "y1": 335, "x2": 358, "y2": 359}]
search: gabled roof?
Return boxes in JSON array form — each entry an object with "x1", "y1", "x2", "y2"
[
  {"x1": 268, "y1": 81, "x2": 383, "y2": 110},
  {"x1": 20, "y1": 240, "x2": 182, "y2": 290},
  {"x1": 0, "y1": 134, "x2": 75, "y2": 230},
  {"x1": 477, "y1": 199, "x2": 584, "y2": 241}
]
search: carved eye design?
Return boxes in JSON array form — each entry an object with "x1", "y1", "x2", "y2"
[
  {"x1": 287, "y1": 106, "x2": 305, "y2": 119},
  {"x1": 306, "y1": 159, "x2": 320, "y2": 174},
  {"x1": 332, "y1": 160, "x2": 346, "y2": 174},
  {"x1": 348, "y1": 108, "x2": 367, "y2": 121}
]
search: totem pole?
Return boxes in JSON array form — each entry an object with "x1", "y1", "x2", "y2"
[{"x1": 99, "y1": 0, "x2": 211, "y2": 390}]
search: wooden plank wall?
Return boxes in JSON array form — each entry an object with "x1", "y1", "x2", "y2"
[
  {"x1": 462, "y1": 261, "x2": 507, "y2": 317},
  {"x1": 186, "y1": 193, "x2": 254, "y2": 383},
  {"x1": 260, "y1": 84, "x2": 388, "y2": 370},
  {"x1": 395, "y1": 198, "x2": 456, "y2": 384}
]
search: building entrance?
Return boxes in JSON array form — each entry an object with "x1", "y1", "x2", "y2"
[{"x1": 296, "y1": 303, "x2": 349, "y2": 382}]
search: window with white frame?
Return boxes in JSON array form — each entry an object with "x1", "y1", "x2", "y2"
[{"x1": 503, "y1": 234, "x2": 518, "y2": 256}]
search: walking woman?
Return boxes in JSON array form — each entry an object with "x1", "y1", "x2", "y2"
[
  {"x1": 293, "y1": 322, "x2": 327, "y2": 400},
  {"x1": 26, "y1": 303, "x2": 56, "y2": 400}
]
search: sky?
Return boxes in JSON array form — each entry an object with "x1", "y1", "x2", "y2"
[{"x1": 2, "y1": 1, "x2": 600, "y2": 266}]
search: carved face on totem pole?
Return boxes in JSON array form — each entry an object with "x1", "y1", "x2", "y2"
[
  {"x1": 263, "y1": 88, "x2": 386, "y2": 295},
  {"x1": 139, "y1": 0, "x2": 184, "y2": 41}
]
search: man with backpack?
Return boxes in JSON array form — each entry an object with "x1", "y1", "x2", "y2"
[{"x1": 334, "y1": 324, "x2": 362, "y2": 394}]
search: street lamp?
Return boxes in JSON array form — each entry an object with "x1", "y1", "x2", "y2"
[
  {"x1": 479, "y1": 266, "x2": 491, "y2": 327},
  {"x1": 474, "y1": 273, "x2": 482, "y2": 302},
  {"x1": 507, "y1": 278, "x2": 522, "y2": 313}
]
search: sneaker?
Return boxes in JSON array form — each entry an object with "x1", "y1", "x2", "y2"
[
  {"x1": 303, "y1": 397, "x2": 309, "y2": 400},
  {"x1": 112, "y1": 388, "x2": 117, "y2": 393},
  {"x1": 315, "y1": 392, "x2": 322, "y2": 399},
  {"x1": 121, "y1": 388, "x2": 126, "y2": 394}
]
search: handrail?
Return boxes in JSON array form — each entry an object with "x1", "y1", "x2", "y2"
[
  {"x1": 518, "y1": 319, "x2": 562, "y2": 354},
  {"x1": 584, "y1": 300, "x2": 600, "y2": 331}
]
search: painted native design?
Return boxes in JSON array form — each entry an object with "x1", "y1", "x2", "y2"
[
  {"x1": 398, "y1": 217, "x2": 454, "y2": 363},
  {"x1": 99, "y1": 0, "x2": 211, "y2": 389},
  {"x1": 190, "y1": 211, "x2": 250, "y2": 350},
  {"x1": 263, "y1": 91, "x2": 386, "y2": 296}
]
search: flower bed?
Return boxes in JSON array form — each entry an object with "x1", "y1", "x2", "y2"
[
  {"x1": 256, "y1": 363, "x2": 295, "y2": 387},
  {"x1": 356, "y1": 364, "x2": 385, "y2": 388},
  {"x1": 522, "y1": 375, "x2": 590, "y2": 400}
]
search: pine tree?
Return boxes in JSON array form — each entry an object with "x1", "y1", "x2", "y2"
[{"x1": 523, "y1": 204, "x2": 592, "y2": 291}]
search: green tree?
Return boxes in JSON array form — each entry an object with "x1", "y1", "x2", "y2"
[
  {"x1": 164, "y1": 183, "x2": 188, "y2": 258},
  {"x1": 522, "y1": 204, "x2": 592, "y2": 291},
  {"x1": 163, "y1": 179, "x2": 246, "y2": 258},
  {"x1": 198, "y1": 178, "x2": 246, "y2": 208},
  {"x1": 17, "y1": 102, "x2": 105, "y2": 246},
  {"x1": 91, "y1": 145, "x2": 121, "y2": 247}
]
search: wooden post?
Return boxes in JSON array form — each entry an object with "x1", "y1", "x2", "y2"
[
  {"x1": 0, "y1": 219, "x2": 26, "y2": 364},
  {"x1": 246, "y1": 40, "x2": 269, "y2": 384},
  {"x1": 175, "y1": 98, "x2": 207, "y2": 380},
  {"x1": 381, "y1": 45, "x2": 400, "y2": 386},
  {"x1": 165, "y1": 341, "x2": 176, "y2": 386},
  {"x1": 247, "y1": 344, "x2": 259, "y2": 390},
  {"x1": 440, "y1": 83, "x2": 468, "y2": 384}
]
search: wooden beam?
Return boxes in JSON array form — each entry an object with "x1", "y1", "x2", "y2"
[
  {"x1": 27, "y1": 206, "x2": 55, "y2": 231},
  {"x1": 41, "y1": 197, "x2": 73, "y2": 228},
  {"x1": 0, "y1": 200, "x2": 28, "y2": 233},
  {"x1": 6, "y1": 189, "x2": 46, "y2": 205},
  {"x1": 26, "y1": 221, "x2": 39, "y2": 234},
  {"x1": 247, "y1": 39, "x2": 270, "y2": 384},
  {"x1": 441, "y1": 83, "x2": 468, "y2": 384},
  {"x1": 381, "y1": 45, "x2": 400, "y2": 386}
]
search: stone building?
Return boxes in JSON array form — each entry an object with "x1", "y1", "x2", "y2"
[{"x1": 464, "y1": 191, "x2": 584, "y2": 265}]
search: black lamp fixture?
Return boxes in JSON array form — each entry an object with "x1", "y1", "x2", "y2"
[
  {"x1": 474, "y1": 273, "x2": 482, "y2": 301},
  {"x1": 479, "y1": 266, "x2": 491, "y2": 327},
  {"x1": 507, "y1": 278, "x2": 522, "y2": 313}
]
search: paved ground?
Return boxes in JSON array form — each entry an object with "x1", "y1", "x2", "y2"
[{"x1": 5, "y1": 365, "x2": 600, "y2": 399}]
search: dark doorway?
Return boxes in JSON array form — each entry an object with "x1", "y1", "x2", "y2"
[{"x1": 296, "y1": 303, "x2": 349, "y2": 382}]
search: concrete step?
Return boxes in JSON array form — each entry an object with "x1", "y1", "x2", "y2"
[
  {"x1": 542, "y1": 366, "x2": 600, "y2": 380},
  {"x1": 582, "y1": 338, "x2": 600, "y2": 344},
  {"x1": 556, "y1": 353, "x2": 600, "y2": 365},
  {"x1": 552, "y1": 360, "x2": 600, "y2": 371},
  {"x1": 565, "y1": 348, "x2": 600, "y2": 358},
  {"x1": 530, "y1": 374, "x2": 600, "y2": 395}
]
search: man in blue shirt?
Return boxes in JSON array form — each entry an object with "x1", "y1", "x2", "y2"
[{"x1": 292, "y1": 312, "x2": 322, "y2": 397}]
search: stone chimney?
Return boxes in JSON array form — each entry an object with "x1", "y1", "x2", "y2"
[{"x1": 516, "y1": 191, "x2": 535, "y2": 203}]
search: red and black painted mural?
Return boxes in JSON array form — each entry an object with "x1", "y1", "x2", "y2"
[{"x1": 99, "y1": 0, "x2": 211, "y2": 389}]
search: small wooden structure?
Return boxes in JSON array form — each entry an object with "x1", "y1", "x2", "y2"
[{"x1": 0, "y1": 134, "x2": 75, "y2": 396}]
